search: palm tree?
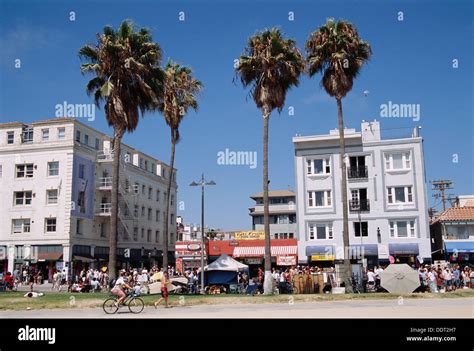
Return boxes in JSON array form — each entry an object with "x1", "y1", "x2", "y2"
[
  {"x1": 158, "y1": 61, "x2": 202, "y2": 269},
  {"x1": 236, "y1": 28, "x2": 304, "y2": 294},
  {"x1": 79, "y1": 21, "x2": 163, "y2": 279},
  {"x1": 305, "y1": 18, "x2": 372, "y2": 292}
]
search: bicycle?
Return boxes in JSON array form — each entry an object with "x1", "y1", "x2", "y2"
[{"x1": 102, "y1": 291, "x2": 145, "y2": 314}]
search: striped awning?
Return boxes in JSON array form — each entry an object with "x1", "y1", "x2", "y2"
[{"x1": 234, "y1": 246, "x2": 297, "y2": 258}]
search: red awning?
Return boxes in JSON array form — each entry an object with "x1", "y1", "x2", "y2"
[
  {"x1": 36, "y1": 252, "x2": 63, "y2": 261},
  {"x1": 234, "y1": 246, "x2": 297, "y2": 258}
]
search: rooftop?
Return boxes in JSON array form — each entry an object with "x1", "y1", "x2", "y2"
[
  {"x1": 432, "y1": 206, "x2": 474, "y2": 224},
  {"x1": 250, "y1": 190, "x2": 295, "y2": 199}
]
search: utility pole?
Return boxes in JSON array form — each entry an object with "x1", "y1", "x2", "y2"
[{"x1": 431, "y1": 180, "x2": 453, "y2": 211}]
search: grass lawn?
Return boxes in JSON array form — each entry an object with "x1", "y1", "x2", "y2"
[{"x1": 0, "y1": 290, "x2": 473, "y2": 311}]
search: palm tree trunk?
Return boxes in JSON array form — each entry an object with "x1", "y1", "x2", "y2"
[
  {"x1": 162, "y1": 130, "x2": 176, "y2": 271},
  {"x1": 262, "y1": 109, "x2": 273, "y2": 295},
  {"x1": 109, "y1": 126, "x2": 124, "y2": 280},
  {"x1": 336, "y1": 97, "x2": 353, "y2": 293}
]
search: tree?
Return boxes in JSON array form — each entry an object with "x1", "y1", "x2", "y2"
[
  {"x1": 79, "y1": 21, "x2": 163, "y2": 278},
  {"x1": 236, "y1": 28, "x2": 304, "y2": 294},
  {"x1": 305, "y1": 18, "x2": 372, "y2": 292},
  {"x1": 157, "y1": 61, "x2": 202, "y2": 269}
]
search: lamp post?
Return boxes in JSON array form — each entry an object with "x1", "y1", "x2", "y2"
[{"x1": 190, "y1": 174, "x2": 216, "y2": 294}]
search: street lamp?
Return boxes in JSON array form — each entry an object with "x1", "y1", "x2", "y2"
[{"x1": 190, "y1": 174, "x2": 216, "y2": 294}]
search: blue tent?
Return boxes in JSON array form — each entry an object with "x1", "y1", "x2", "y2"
[{"x1": 204, "y1": 254, "x2": 248, "y2": 285}]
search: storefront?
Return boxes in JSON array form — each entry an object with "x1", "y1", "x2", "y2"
[
  {"x1": 305, "y1": 245, "x2": 335, "y2": 268},
  {"x1": 208, "y1": 239, "x2": 298, "y2": 276},
  {"x1": 388, "y1": 243, "x2": 420, "y2": 265},
  {"x1": 175, "y1": 241, "x2": 207, "y2": 272},
  {"x1": 444, "y1": 241, "x2": 474, "y2": 264},
  {"x1": 349, "y1": 244, "x2": 379, "y2": 268}
]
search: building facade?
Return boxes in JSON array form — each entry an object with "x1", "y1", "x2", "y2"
[
  {"x1": 430, "y1": 201, "x2": 474, "y2": 264},
  {"x1": 0, "y1": 118, "x2": 177, "y2": 277},
  {"x1": 294, "y1": 120, "x2": 431, "y2": 267},
  {"x1": 249, "y1": 190, "x2": 297, "y2": 240}
]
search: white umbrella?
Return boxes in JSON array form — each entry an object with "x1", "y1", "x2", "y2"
[{"x1": 379, "y1": 264, "x2": 420, "y2": 294}]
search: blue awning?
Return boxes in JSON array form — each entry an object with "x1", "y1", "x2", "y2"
[
  {"x1": 389, "y1": 243, "x2": 419, "y2": 255},
  {"x1": 350, "y1": 244, "x2": 378, "y2": 256},
  {"x1": 445, "y1": 241, "x2": 474, "y2": 253},
  {"x1": 305, "y1": 245, "x2": 334, "y2": 256}
]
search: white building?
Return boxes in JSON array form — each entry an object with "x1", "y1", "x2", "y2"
[
  {"x1": 293, "y1": 120, "x2": 431, "y2": 267},
  {"x1": 0, "y1": 117, "x2": 177, "y2": 277},
  {"x1": 249, "y1": 190, "x2": 297, "y2": 240}
]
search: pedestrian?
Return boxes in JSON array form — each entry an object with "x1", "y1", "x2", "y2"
[
  {"x1": 28, "y1": 271, "x2": 35, "y2": 292},
  {"x1": 443, "y1": 268, "x2": 453, "y2": 292},
  {"x1": 427, "y1": 267, "x2": 437, "y2": 293},
  {"x1": 154, "y1": 271, "x2": 170, "y2": 308}
]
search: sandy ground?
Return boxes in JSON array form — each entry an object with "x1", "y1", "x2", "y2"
[{"x1": 1, "y1": 297, "x2": 473, "y2": 318}]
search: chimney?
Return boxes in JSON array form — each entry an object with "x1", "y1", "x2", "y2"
[{"x1": 361, "y1": 120, "x2": 381, "y2": 142}]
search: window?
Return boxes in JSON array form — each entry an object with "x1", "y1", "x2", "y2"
[
  {"x1": 42, "y1": 129, "x2": 49, "y2": 141},
  {"x1": 156, "y1": 190, "x2": 160, "y2": 202},
  {"x1": 75, "y1": 130, "x2": 81, "y2": 142},
  {"x1": 148, "y1": 208, "x2": 152, "y2": 221},
  {"x1": 58, "y1": 128, "x2": 66, "y2": 139},
  {"x1": 12, "y1": 219, "x2": 30, "y2": 234},
  {"x1": 7, "y1": 131, "x2": 14, "y2": 144},
  {"x1": 385, "y1": 152, "x2": 411, "y2": 170},
  {"x1": 16, "y1": 164, "x2": 34, "y2": 178},
  {"x1": 387, "y1": 186, "x2": 414, "y2": 204},
  {"x1": 76, "y1": 219, "x2": 83, "y2": 235},
  {"x1": 22, "y1": 127, "x2": 33, "y2": 142},
  {"x1": 141, "y1": 206, "x2": 145, "y2": 217},
  {"x1": 156, "y1": 210, "x2": 160, "y2": 222},
  {"x1": 14, "y1": 191, "x2": 32, "y2": 206},
  {"x1": 309, "y1": 223, "x2": 333, "y2": 240},
  {"x1": 48, "y1": 161, "x2": 59, "y2": 176},
  {"x1": 142, "y1": 185, "x2": 146, "y2": 195},
  {"x1": 170, "y1": 194, "x2": 174, "y2": 206},
  {"x1": 147, "y1": 229, "x2": 152, "y2": 242},
  {"x1": 100, "y1": 223, "x2": 107, "y2": 237},
  {"x1": 289, "y1": 233, "x2": 294, "y2": 239},
  {"x1": 141, "y1": 228, "x2": 145, "y2": 239},
  {"x1": 45, "y1": 218, "x2": 57, "y2": 233},
  {"x1": 46, "y1": 189, "x2": 58, "y2": 204},
  {"x1": 84, "y1": 134, "x2": 89, "y2": 145},
  {"x1": 134, "y1": 205, "x2": 139, "y2": 217},
  {"x1": 78, "y1": 191, "x2": 85, "y2": 213},
  {"x1": 78, "y1": 164, "x2": 85, "y2": 179},
  {"x1": 144, "y1": 160, "x2": 148, "y2": 171},
  {"x1": 133, "y1": 227, "x2": 138, "y2": 241},
  {"x1": 308, "y1": 190, "x2": 331, "y2": 207},
  {"x1": 95, "y1": 138, "x2": 100, "y2": 150},
  {"x1": 148, "y1": 187, "x2": 152, "y2": 200},
  {"x1": 170, "y1": 214, "x2": 175, "y2": 224},
  {"x1": 354, "y1": 222, "x2": 368, "y2": 237},
  {"x1": 134, "y1": 183, "x2": 139, "y2": 194},
  {"x1": 307, "y1": 158, "x2": 331, "y2": 175},
  {"x1": 389, "y1": 220, "x2": 416, "y2": 238},
  {"x1": 156, "y1": 230, "x2": 160, "y2": 243}
]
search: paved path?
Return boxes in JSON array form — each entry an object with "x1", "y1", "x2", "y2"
[{"x1": 1, "y1": 298, "x2": 473, "y2": 318}]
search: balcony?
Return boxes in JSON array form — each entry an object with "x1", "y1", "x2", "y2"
[
  {"x1": 97, "y1": 151, "x2": 114, "y2": 162},
  {"x1": 97, "y1": 177, "x2": 112, "y2": 190},
  {"x1": 349, "y1": 199, "x2": 370, "y2": 212},
  {"x1": 347, "y1": 166, "x2": 368, "y2": 180},
  {"x1": 96, "y1": 203, "x2": 112, "y2": 216}
]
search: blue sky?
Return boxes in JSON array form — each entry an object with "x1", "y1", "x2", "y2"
[{"x1": 1, "y1": 0, "x2": 472, "y2": 230}]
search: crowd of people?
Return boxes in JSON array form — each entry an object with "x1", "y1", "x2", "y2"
[{"x1": 418, "y1": 264, "x2": 474, "y2": 293}]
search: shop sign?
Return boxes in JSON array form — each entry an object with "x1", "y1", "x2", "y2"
[
  {"x1": 378, "y1": 244, "x2": 389, "y2": 259},
  {"x1": 311, "y1": 254, "x2": 335, "y2": 261},
  {"x1": 187, "y1": 243, "x2": 201, "y2": 251},
  {"x1": 276, "y1": 255, "x2": 296, "y2": 266},
  {"x1": 235, "y1": 231, "x2": 265, "y2": 240},
  {"x1": 245, "y1": 258, "x2": 263, "y2": 265}
]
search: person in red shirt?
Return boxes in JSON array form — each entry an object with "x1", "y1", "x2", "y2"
[{"x1": 4, "y1": 272, "x2": 13, "y2": 290}]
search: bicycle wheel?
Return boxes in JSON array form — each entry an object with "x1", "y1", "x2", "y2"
[
  {"x1": 128, "y1": 297, "x2": 144, "y2": 314},
  {"x1": 103, "y1": 298, "x2": 119, "y2": 314}
]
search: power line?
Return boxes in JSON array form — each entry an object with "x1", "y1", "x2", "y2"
[{"x1": 431, "y1": 180, "x2": 453, "y2": 212}]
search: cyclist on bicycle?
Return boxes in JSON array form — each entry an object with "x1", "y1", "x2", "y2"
[{"x1": 111, "y1": 270, "x2": 132, "y2": 306}]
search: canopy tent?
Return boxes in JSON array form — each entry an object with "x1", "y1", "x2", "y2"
[
  {"x1": 204, "y1": 254, "x2": 248, "y2": 286},
  {"x1": 204, "y1": 254, "x2": 248, "y2": 272}
]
